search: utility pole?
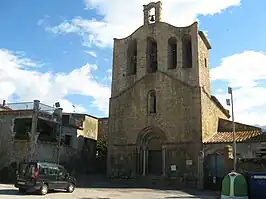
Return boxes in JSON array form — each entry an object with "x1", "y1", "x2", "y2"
[
  {"x1": 28, "y1": 100, "x2": 40, "y2": 161},
  {"x1": 56, "y1": 108, "x2": 63, "y2": 165},
  {"x1": 227, "y1": 87, "x2": 237, "y2": 171}
]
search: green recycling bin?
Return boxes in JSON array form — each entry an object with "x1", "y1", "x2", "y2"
[{"x1": 221, "y1": 171, "x2": 249, "y2": 199}]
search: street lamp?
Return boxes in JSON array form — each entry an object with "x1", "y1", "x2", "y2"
[{"x1": 226, "y1": 87, "x2": 237, "y2": 171}]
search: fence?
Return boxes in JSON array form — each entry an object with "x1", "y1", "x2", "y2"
[{"x1": 4, "y1": 102, "x2": 34, "y2": 110}]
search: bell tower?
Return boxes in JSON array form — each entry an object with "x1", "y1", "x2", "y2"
[
  {"x1": 143, "y1": 1, "x2": 162, "y2": 25},
  {"x1": 108, "y1": 1, "x2": 216, "y2": 190}
]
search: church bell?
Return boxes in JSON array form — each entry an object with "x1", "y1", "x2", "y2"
[{"x1": 150, "y1": 15, "x2": 155, "y2": 22}]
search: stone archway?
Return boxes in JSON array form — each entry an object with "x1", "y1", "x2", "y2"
[{"x1": 136, "y1": 126, "x2": 167, "y2": 176}]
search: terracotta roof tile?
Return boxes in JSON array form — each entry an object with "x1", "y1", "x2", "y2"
[
  {"x1": 203, "y1": 130, "x2": 264, "y2": 144},
  {"x1": 0, "y1": 105, "x2": 11, "y2": 111}
]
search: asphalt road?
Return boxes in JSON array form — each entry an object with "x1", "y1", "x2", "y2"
[{"x1": 0, "y1": 184, "x2": 220, "y2": 199}]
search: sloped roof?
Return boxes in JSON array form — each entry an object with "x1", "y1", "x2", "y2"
[
  {"x1": 210, "y1": 96, "x2": 230, "y2": 118},
  {"x1": 203, "y1": 130, "x2": 265, "y2": 144},
  {"x1": 218, "y1": 118, "x2": 261, "y2": 132},
  {"x1": 199, "y1": 31, "x2": 211, "y2": 50},
  {"x1": 0, "y1": 105, "x2": 11, "y2": 110}
]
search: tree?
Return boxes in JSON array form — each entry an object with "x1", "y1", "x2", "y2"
[
  {"x1": 96, "y1": 135, "x2": 107, "y2": 159},
  {"x1": 95, "y1": 135, "x2": 107, "y2": 174}
]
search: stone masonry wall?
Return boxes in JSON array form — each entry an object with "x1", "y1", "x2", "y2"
[
  {"x1": 201, "y1": 91, "x2": 229, "y2": 141},
  {"x1": 204, "y1": 142, "x2": 261, "y2": 159},
  {"x1": 0, "y1": 115, "x2": 38, "y2": 170},
  {"x1": 33, "y1": 141, "x2": 77, "y2": 163},
  {"x1": 111, "y1": 22, "x2": 200, "y2": 98},
  {"x1": 108, "y1": 72, "x2": 202, "y2": 180},
  {"x1": 109, "y1": 74, "x2": 201, "y2": 146},
  {"x1": 198, "y1": 34, "x2": 211, "y2": 94},
  {"x1": 218, "y1": 119, "x2": 261, "y2": 132},
  {"x1": 98, "y1": 118, "x2": 108, "y2": 142}
]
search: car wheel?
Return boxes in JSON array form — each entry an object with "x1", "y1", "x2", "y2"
[
  {"x1": 40, "y1": 184, "x2": 48, "y2": 195},
  {"x1": 66, "y1": 183, "x2": 75, "y2": 193},
  {"x1": 18, "y1": 188, "x2": 26, "y2": 193}
]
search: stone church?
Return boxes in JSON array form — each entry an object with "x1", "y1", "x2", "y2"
[{"x1": 106, "y1": 1, "x2": 261, "y2": 188}]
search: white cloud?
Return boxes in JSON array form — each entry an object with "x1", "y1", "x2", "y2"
[
  {"x1": 86, "y1": 51, "x2": 97, "y2": 57},
  {"x1": 211, "y1": 51, "x2": 266, "y2": 88},
  {"x1": 211, "y1": 51, "x2": 266, "y2": 126},
  {"x1": 0, "y1": 49, "x2": 110, "y2": 114},
  {"x1": 47, "y1": 0, "x2": 241, "y2": 48},
  {"x1": 37, "y1": 15, "x2": 50, "y2": 26},
  {"x1": 59, "y1": 99, "x2": 87, "y2": 113}
]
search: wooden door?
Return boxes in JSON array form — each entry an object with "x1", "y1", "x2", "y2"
[{"x1": 148, "y1": 150, "x2": 162, "y2": 175}]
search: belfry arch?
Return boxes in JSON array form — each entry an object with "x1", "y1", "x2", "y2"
[{"x1": 136, "y1": 126, "x2": 167, "y2": 176}]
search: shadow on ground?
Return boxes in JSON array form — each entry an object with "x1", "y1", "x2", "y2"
[
  {"x1": 164, "y1": 197, "x2": 216, "y2": 198},
  {"x1": 76, "y1": 174, "x2": 220, "y2": 198},
  {"x1": 0, "y1": 189, "x2": 21, "y2": 196},
  {"x1": 0, "y1": 188, "x2": 67, "y2": 196},
  {"x1": 80, "y1": 198, "x2": 110, "y2": 199}
]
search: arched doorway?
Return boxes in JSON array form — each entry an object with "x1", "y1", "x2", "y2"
[{"x1": 136, "y1": 126, "x2": 166, "y2": 176}]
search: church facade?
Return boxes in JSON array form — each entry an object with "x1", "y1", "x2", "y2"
[{"x1": 107, "y1": 1, "x2": 233, "y2": 188}]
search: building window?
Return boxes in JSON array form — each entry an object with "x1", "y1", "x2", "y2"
[
  {"x1": 65, "y1": 135, "x2": 72, "y2": 146},
  {"x1": 127, "y1": 39, "x2": 137, "y2": 75},
  {"x1": 147, "y1": 37, "x2": 158, "y2": 73},
  {"x1": 204, "y1": 58, "x2": 208, "y2": 68},
  {"x1": 182, "y1": 34, "x2": 192, "y2": 68},
  {"x1": 168, "y1": 37, "x2": 177, "y2": 69},
  {"x1": 148, "y1": 90, "x2": 156, "y2": 114},
  {"x1": 62, "y1": 115, "x2": 70, "y2": 125}
]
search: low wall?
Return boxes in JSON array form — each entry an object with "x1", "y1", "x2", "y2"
[{"x1": 33, "y1": 141, "x2": 77, "y2": 163}]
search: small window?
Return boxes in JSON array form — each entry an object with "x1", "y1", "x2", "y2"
[
  {"x1": 148, "y1": 91, "x2": 156, "y2": 114},
  {"x1": 48, "y1": 167, "x2": 59, "y2": 176},
  {"x1": 62, "y1": 115, "x2": 70, "y2": 125},
  {"x1": 39, "y1": 166, "x2": 48, "y2": 175},
  {"x1": 58, "y1": 166, "x2": 67, "y2": 177},
  {"x1": 65, "y1": 135, "x2": 72, "y2": 146},
  {"x1": 204, "y1": 58, "x2": 207, "y2": 68}
]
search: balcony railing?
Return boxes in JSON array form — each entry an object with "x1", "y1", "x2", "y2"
[
  {"x1": 4, "y1": 102, "x2": 34, "y2": 110},
  {"x1": 3, "y1": 101, "x2": 60, "y2": 122},
  {"x1": 4, "y1": 102, "x2": 56, "y2": 112},
  {"x1": 39, "y1": 103, "x2": 55, "y2": 113}
]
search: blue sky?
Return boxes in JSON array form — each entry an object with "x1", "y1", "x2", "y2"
[{"x1": 0, "y1": 0, "x2": 266, "y2": 125}]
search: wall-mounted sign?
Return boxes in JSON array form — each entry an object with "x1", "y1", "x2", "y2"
[
  {"x1": 170, "y1": 165, "x2": 176, "y2": 171},
  {"x1": 186, "y1": 160, "x2": 192, "y2": 166}
]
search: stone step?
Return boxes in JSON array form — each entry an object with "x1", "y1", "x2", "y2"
[{"x1": 136, "y1": 176, "x2": 167, "y2": 187}]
